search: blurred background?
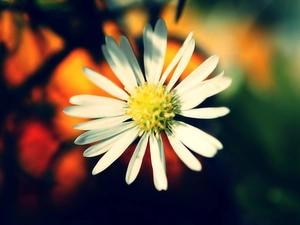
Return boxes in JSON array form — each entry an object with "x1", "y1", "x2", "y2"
[{"x1": 0, "y1": 0, "x2": 300, "y2": 224}]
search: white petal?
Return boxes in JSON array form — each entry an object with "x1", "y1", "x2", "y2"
[
  {"x1": 125, "y1": 133, "x2": 149, "y2": 184},
  {"x1": 180, "y1": 107, "x2": 230, "y2": 119},
  {"x1": 181, "y1": 70, "x2": 224, "y2": 96},
  {"x1": 174, "y1": 55, "x2": 219, "y2": 95},
  {"x1": 70, "y1": 95, "x2": 126, "y2": 107},
  {"x1": 104, "y1": 37, "x2": 137, "y2": 92},
  {"x1": 63, "y1": 105, "x2": 125, "y2": 118},
  {"x1": 83, "y1": 132, "x2": 128, "y2": 157},
  {"x1": 84, "y1": 143, "x2": 111, "y2": 157},
  {"x1": 172, "y1": 121, "x2": 222, "y2": 157},
  {"x1": 166, "y1": 38, "x2": 195, "y2": 92},
  {"x1": 120, "y1": 36, "x2": 145, "y2": 85},
  {"x1": 201, "y1": 76, "x2": 232, "y2": 99},
  {"x1": 179, "y1": 121, "x2": 223, "y2": 149},
  {"x1": 180, "y1": 121, "x2": 223, "y2": 149},
  {"x1": 143, "y1": 23, "x2": 154, "y2": 83},
  {"x1": 178, "y1": 72, "x2": 223, "y2": 109},
  {"x1": 153, "y1": 135, "x2": 167, "y2": 191},
  {"x1": 149, "y1": 135, "x2": 168, "y2": 190},
  {"x1": 159, "y1": 31, "x2": 194, "y2": 85},
  {"x1": 151, "y1": 18, "x2": 167, "y2": 84},
  {"x1": 167, "y1": 134, "x2": 202, "y2": 171},
  {"x1": 157, "y1": 135, "x2": 166, "y2": 172},
  {"x1": 92, "y1": 126, "x2": 139, "y2": 174},
  {"x1": 74, "y1": 122, "x2": 135, "y2": 145},
  {"x1": 74, "y1": 114, "x2": 131, "y2": 130},
  {"x1": 82, "y1": 67, "x2": 129, "y2": 100},
  {"x1": 154, "y1": 176, "x2": 164, "y2": 191},
  {"x1": 179, "y1": 75, "x2": 231, "y2": 110}
]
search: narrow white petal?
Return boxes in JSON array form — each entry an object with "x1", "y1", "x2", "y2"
[
  {"x1": 120, "y1": 36, "x2": 145, "y2": 84},
  {"x1": 159, "y1": 31, "x2": 194, "y2": 85},
  {"x1": 154, "y1": 176, "x2": 164, "y2": 191},
  {"x1": 83, "y1": 142, "x2": 111, "y2": 157},
  {"x1": 167, "y1": 134, "x2": 202, "y2": 171},
  {"x1": 82, "y1": 67, "x2": 128, "y2": 100},
  {"x1": 63, "y1": 105, "x2": 125, "y2": 118},
  {"x1": 125, "y1": 133, "x2": 149, "y2": 184},
  {"x1": 149, "y1": 135, "x2": 168, "y2": 190},
  {"x1": 70, "y1": 95, "x2": 126, "y2": 107},
  {"x1": 202, "y1": 76, "x2": 232, "y2": 99},
  {"x1": 174, "y1": 55, "x2": 219, "y2": 95},
  {"x1": 166, "y1": 38, "x2": 195, "y2": 91},
  {"x1": 157, "y1": 135, "x2": 166, "y2": 171},
  {"x1": 83, "y1": 132, "x2": 128, "y2": 157},
  {"x1": 179, "y1": 121, "x2": 223, "y2": 149},
  {"x1": 143, "y1": 24, "x2": 153, "y2": 83},
  {"x1": 104, "y1": 37, "x2": 137, "y2": 92},
  {"x1": 179, "y1": 70, "x2": 224, "y2": 95},
  {"x1": 75, "y1": 122, "x2": 135, "y2": 145},
  {"x1": 179, "y1": 75, "x2": 231, "y2": 110},
  {"x1": 153, "y1": 135, "x2": 166, "y2": 191},
  {"x1": 74, "y1": 114, "x2": 131, "y2": 130},
  {"x1": 92, "y1": 126, "x2": 139, "y2": 174},
  {"x1": 180, "y1": 107, "x2": 230, "y2": 119},
  {"x1": 172, "y1": 121, "x2": 222, "y2": 157},
  {"x1": 178, "y1": 72, "x2": 223, "y2": 108},
  {"x1": 151, "y1": 18, "x2": 167, "y2": 84}
]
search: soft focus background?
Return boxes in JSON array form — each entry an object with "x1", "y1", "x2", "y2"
[{"x1": 0, "y1": 0, "x2": 300, "y2": 224}]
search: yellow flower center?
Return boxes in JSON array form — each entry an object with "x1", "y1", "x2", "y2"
[{"x1": 126, "y1": 83, "x2": 179, "y2": 136}]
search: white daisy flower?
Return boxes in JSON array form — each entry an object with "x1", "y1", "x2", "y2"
[{"x1": 64, "y1": 18, "x2": 231, "y2": 191}]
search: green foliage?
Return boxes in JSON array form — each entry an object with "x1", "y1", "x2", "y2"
[{"x1": 222, "y1": 52, "x2": 300, "y2": 224}]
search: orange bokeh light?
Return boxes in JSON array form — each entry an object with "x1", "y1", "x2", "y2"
[
  {"x1": 1, "y1": 10, "x2": 64, "y2": 88},
  {"x1": 51, "y1": 147, "x2": 87, "y2": 205},
  {"x1": 18, "y1": 119, "x2": 59, "y2": 178}
]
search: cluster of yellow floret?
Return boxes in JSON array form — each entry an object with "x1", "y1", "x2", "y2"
[{"x1": 126, "y1": 82, "x2": 180, "y2": 136}]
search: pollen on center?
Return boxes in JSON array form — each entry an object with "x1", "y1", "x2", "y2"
[{"x1": 126, "y1": 82, "x2": 179, "y2": 135}]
